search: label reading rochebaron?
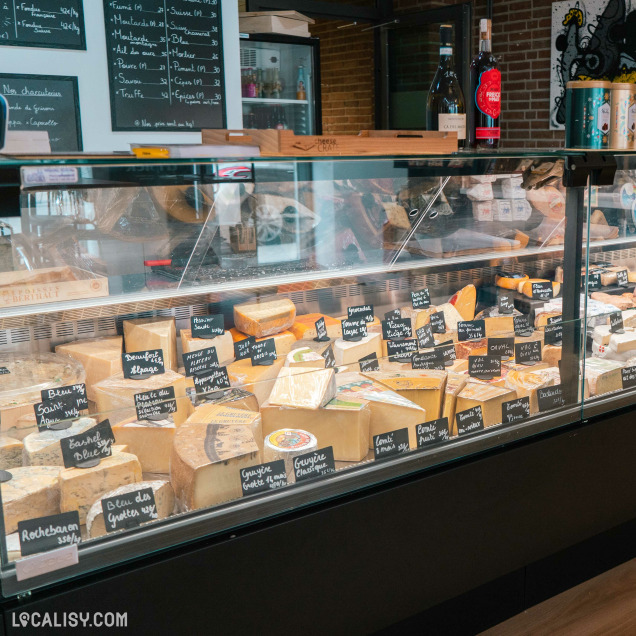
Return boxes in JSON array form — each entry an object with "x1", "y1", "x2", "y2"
[{"x1": 438, "y1": 113, "x2": 466, "y2": 140}]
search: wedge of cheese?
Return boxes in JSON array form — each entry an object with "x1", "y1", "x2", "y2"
[
  {"x1": 285, "y1": 347, "x2": 327, "y2": 369},
  {"x1": 504, "y1": 366, "x2": 560, "y2": 413},
  {"x1": 361, "y1": 370, "x2": 447, "y2": 420},
  {"x1": 290, "y1": 338, "x2": 334, "y2": 356},
  {"x1": 456, "y1": 383, "x2": 516, "y2": 428},
  {"x1": 184, "y1": 403, "x2": 263, "y2": 450},
  {"x1": 584, "y1": 358, "x2": 624, "y2": 396},
  {"x1": 86, "y1": 480, "x2": 175, "y2": 538},
  {"x1": 180, "y1": 329, "x2": 235, "y2": 366},
  {"x1": 400, "y1": 306, "x2": 438, "y2": 332},
  {"x1": 495, "y1": 273, "x2": 528, "y2": 290},
  {"x1": 593, "y1": 327, "x2": 636, "y2": 360},
  {"x1": 261, "y1": 396, "x2": 370, "y2": 462},
  {"x1": 289, "y1": 313, "x2": 342, "y2": 340},
  {"x1": 229, "y1": 328, "x2": 296, "y2": 356},
  {"x1": 592, "y1": 325, "x2": 612, "y2": 347},
  {"x1": 113, "y1": 417, "x2": 176, "y2": 473},
  {"x1": 444, "y1": 372, "x2": 469, "y2": 436},
  {"x1": 23, "y1": 417, "x2": 96, "y2": 466},
  {"x1": 542, "y1": 344, "x2": 562, "y2": 367},
  {"x1": 196, "y1": 387, "x2": 259, "y2": 412},
  {"x1": 233, "y1": 298, "x2": 296, "y2": 338},
  {"x1": 333, "y1": 333, "x2": 382, "y2": 366},
  {"x1": 455, "y1": 339, "x2": 488, "y2": 359},
  {"x1": 519, "y1": 279, "x2": 561, "y2": 298},
  {"x1": 93, "y1": 370, "x2": 190, "y2": 425},
  {"x1": 335, "y1": 372, "x2": 426, "y2": 450},
  {"x1": 268, "y1": 367, "x2": 336, "y2": 410},
  {"x1": 620, "y1": 309, "x2": 636, "y2": 328},
  {"x1": 436, "y1": 303, "x2": 465, "y2": 331},
  {"x1": 534, "y1": 311, "x2": 563, "y2": 329},
  {"x1": 55, "y1": 336, "x2": 123, "y2": 401},
  {"x1": 448, "y1": 284, "x2": 477, "y2": 320},
  {"x1": 171, "y1": 423, "x2": 261, "y2": 511},
  {"x1": 0, "y1": 436, "x2": 23, "y2": 470},
  {"x1": 124, "y1": 317, "x2": 178, "y2": 372},
  {"x1": 227, "y1": 357, "x2": 285, "y2": 406},
  {"x1": 59, "y1": 451, "x2": 142, "y2": 524},
  {"x1": 2, "y1": 466, "x2": 62, "y2": 533}
]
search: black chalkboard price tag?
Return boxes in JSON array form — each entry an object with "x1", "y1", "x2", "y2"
[
  {"x1": 293, "y1": 447, "x2": 336, "y2": 482},
  {"x1": 373, "y1": 428, "x2": 410, "y2": 459},
  {"x1": 514, "y1": 315, "x2": 533, "y2": 337},
  {"x1": 314, "y1": 317, "x2": 330, "y2": 342},
  {"x1": 537, "y1": 384, "x2": 565, "y2": 412},
  {"x1": 18, "y1": 511, "x2": 81, "y2": 557},
  {"x1": 384, "y1": 309, "x2": 401, "y2": 321},
  {"x1": 429, "y1": 311, "x2": 446, "y2": 334},
  {"x1": 387, "y1": 339, "x2": 418, "y2": 362},
  {"x1": 321, "y1": 344, "x2": 336, "y2": 369},
  {"x1": 617, "y1": 269, "x2": 629, "y2": 287},
  {"x1": 234, "y1": 336, "x2": 255, "y2": 361},
  {"x1": 531, "y1": 281, "x2": 554, "y2": 300},
  {"x1": 241, "y1": 460, "x2": 288, "y2": 495},
  {"x1": 610, "y1": 312, "x2": 625, "y2": 334},
  {"x1": 190, "y1": 315, "x2": 224, "y2": 339},
  {"x1": 416, "y1": 418, "x2": 449, "y2": 448},
  {"x1": 502, "y1": 396, "x2": 530, "y2": 424},
  {"x1": 468, "y1": 355, "x2": 502, "y2": 380},
  {"x1": 488, "y1": 337, "x2": 514, "y2": 359},
  {"x1": 359, "y1": 352, "x2": 380, "y2": 372},
  {"x1": 621, "y1": 365, "x2": 636, "y2": 390},
  {"x1": 102, "y1": 487, "x2": 158, "y2": 533},
  {"x1": 381, "y1": 317, "x2": 412, "y2": 341},
  {"x1": 193, "y1": 367, "x2": 231, "y2": 398},
  {"x1": 182, "y1": 347, "x2": 220, "y2": 378},
  {"x1": 456, "y1": 406, "x2": 485, "y2": 436},
  {"x1": 122, "y1": 349, "x2": 165, "y2": 380},
  {"x1": 412, "y1": 349, "x2": 445, "y2": 370},
  {"x1": 498, "y1": 294, "x2": 514, "y2": 315},
  {"x1": 34, "y1": 396, "x2": 81, "y2": 431},
  {"x1": 416, "y1": 324, "x2": 435, "y2": 349},
  {"x1": 544, "y1": 322, "x2": 563, "y2": 346},
  {"x1": 458, "y1": 320, "x2": 486, "y2": 342},
  {"x1": 0, "y1": 367, "x2": 8, "y2": 374},
  {"x1": 341, "y1": 318, "x2": 367, "y2": 342},
  {"x1": 347, "y1": 304, "x2": 374, "y2": 323},
  {"x1": 251, "y1": 338, "x2": 277, "y2": 366},
  {"x1": 586, "y1": 272, "x2": 601, "y2": 291},
  {"x1": 411, "y1": 289, "x2": 431, "y2": 309},
  {"x1": 60, "y1": 420, "x2": 116, "y2": 469},
  {"x1": 438, "y1": 341, "x2": 457, "y2": 366},
  {"x1": 41, "y1": 383, "x2": 88, "y2": 411},
  {"x1": 134, "y1": 387, "x2": 177, "y2": 421},
  {"x1": 515, "y1": 340, "x2": 542, "y2": 365}
]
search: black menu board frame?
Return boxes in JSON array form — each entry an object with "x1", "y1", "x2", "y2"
[
  {"x1": 0, "y1": 1, "x2": 86, "y2": 51},
  {"x1": 103, "y1": 0, "x2": 226, "y2": 132},
  {"x1": 0, "y1": 72, "x2": 82, "y2": 151}
]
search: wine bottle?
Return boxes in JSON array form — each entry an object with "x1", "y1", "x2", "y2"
[
  {"x1": 426, "y1": 24, "x2": 466, "y2": 148},
  {"x1": 469, "y1": 19, "x2": 501, "y2": 148}
]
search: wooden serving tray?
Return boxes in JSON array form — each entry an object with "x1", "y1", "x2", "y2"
[{"x1": 201, "y1": 129, "x2": 458, "y2": 157}]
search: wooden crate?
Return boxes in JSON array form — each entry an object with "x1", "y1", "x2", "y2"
[
  {"x1": 202, "y1": 129, "x2": 458, "y2": 157},
  {"x1": 0, "y1": 266, "x2": 108, "y2": 308}
]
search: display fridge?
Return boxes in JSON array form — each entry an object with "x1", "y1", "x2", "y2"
[{"x1": 239, "y1": 33, "x2": 321, "y2": 135}]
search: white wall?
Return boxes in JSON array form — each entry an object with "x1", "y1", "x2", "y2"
[{"x1": 0, "y1": 2, "x2": 241, "y2": 151}]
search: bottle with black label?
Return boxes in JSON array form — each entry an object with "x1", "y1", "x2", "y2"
[
  {"x1": 426, "y1": 24, "x2": 466, "y2": 149},
  {"x1": 469, "y1": 19, "x2": 501, "y2": 148}
]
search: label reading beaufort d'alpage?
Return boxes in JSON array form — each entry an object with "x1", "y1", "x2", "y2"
[{"x1": 438, "y1": 113, "x2": 466, "y2": 140}]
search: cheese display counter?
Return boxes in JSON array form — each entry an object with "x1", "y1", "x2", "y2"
[{"x1": 0, "y1": 150, "x2": 631, "y2": 607}]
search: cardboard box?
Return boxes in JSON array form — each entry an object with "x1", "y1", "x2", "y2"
[{"x1": 239, "y1": 11, "x2": 314, "y2": 37}]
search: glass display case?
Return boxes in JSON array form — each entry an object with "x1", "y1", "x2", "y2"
[{"x1": 0, "y1": 149, "x2": 623, "y2": 597}]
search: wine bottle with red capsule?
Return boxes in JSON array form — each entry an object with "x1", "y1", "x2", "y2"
[{"x1": 469, "y1": 19, "x2": 501, "y2": 148}]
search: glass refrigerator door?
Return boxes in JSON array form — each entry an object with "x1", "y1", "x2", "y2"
[{"x1": 241, "y1": 39, "x2": 316, "y2": 135}]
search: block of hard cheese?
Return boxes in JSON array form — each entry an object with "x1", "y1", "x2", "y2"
[
  {"x1": 59, "y1": 451, "x2": 142, "y2": 523},
  {"x1": 289, "y1": 313, "x2": 342, "y2": 340},
  {"x1": 233, "y1": 298, "x2": 296, "y2": 338},
  {"x1": 229, "y1": 328, "x2": 296, "y2": 356},
  {"x1": 360, "y1": 370, "x2": 447, "y2": 420},
  {"x1": 227, "y1": 357, "x2": 285, "y2": 406},
  {"x1": 456, "y1": 383, "x2": 516, "y2": 428},
  {"x1": 180, "y1": 330, "x2": 235, "y2": 366},
  {"x1": 124, "y1": 317, "x2": 178, "y2": 371},
  {"x1": 2, "y1": 466, "x2": 62, "y2": 533},
  {"x1": 184, "y1": 403, "x2": 263, "y2": 450},
  {"x1": 584, "y1": 358, "x2": 624, "y2": 396},
  {"x1": 0, "y1": 436, "x2": 23, "y2": 470},
  {"x1": 269, "y1": 367, "x2": 336, "y2": 410},
  {"x1": 334, "y1": 333, "x2": 382, "y2": 366},
  {"x1": 285, "y1": 347, "x2": 327, "y2": 369},
  {"x1": 455, "y1": 339, "x2": 488, "y2": 359},
  {"x1": 436, "y1": 303, "x2": 465, "y2": 331},
  {"x1": 444, "y1": 372, "x2": 469, "y2": 436},
  {"x1": 113, "y1": 417, "x2": 176, "y2": 473},
  {"x1": 400, "y1": 306, "x2": 438, "y2": 332},
  {"x1": 86, "y1": 480, "x2": 175, "y2": 538},
  {"x1": 261, "y1": 396, "x2": 370, "y2": 462},
  {"x1": 542, "y1": 344, "x2": 562, "y2": 367},
  {"x1": 55, "y1": 336, "x2": 123, "y2": 401},
  {"x1": 197, "y1": 387, "x2": 259, "y2": 412},
  {"x1": 23, "y1": 416, "x2": 96, "y2": 466},
  {"x1": 335, "y1": 372, "x2": 426, "y2": 450},
  {"x1": 619, "y1": 309, "x2": 636, "y2": 328},
  {"x1": 171, "y1": 423, "x2": 261, "y2": 511},
  {"x1": 93, "y1": 370, "x2": 190, "y2": 425},
  {"x1": 448, "y1": 284, "x2": 477, "y2": 320},
  {"x1": 504, "y1": 366, "x2": 560, "y2": 413},
  {"x1": 519, "y1": 280, "x2": 561, "y2": 298}
]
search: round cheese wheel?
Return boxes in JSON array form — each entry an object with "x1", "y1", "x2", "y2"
[{"x1": 263, "y1": 428, "x2": 317, "y2": 482}]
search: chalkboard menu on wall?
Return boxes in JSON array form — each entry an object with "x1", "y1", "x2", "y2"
[
  {"x1": 0, "y1": 74, "x2": 82, "y2": 150},
  {"x1": 103, "y1": 0, "x2": 225, "y2": 131},
  {"x1": 0, "y1": 1, "x2": 85, "y2": 50}
]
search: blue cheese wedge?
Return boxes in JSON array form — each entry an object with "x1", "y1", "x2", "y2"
[{"x1": 23, "y1": 417, "x2": 96, "y2": 466}]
